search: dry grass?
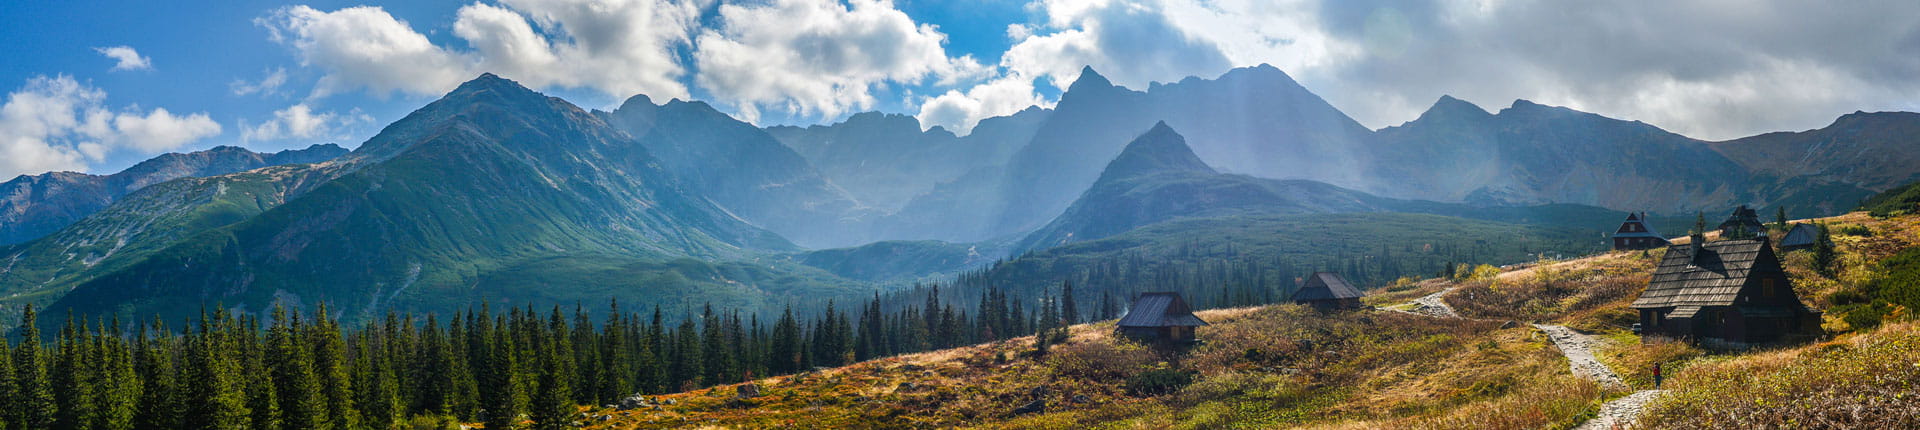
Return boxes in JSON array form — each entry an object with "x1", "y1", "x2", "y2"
[
  {"x1": 1637, "y1": 322, "x2": 1920, "y2": 429},
  {"x1": 1443, "y1": 251, "x2": 1657, "y2": 332}
]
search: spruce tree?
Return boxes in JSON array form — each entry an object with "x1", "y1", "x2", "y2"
[
  {"x1": 0, "y1": 339, "x2": 12, "y2": 430},
  {"x1": 1061, "y1": 281, "x2": 1079, "y2": 325},
  {"x1": 13, "y1": 305, "x2": 55, "y2": 430},
  {"x1": 767, "y1": 307, "x2": 801, "y2": 375},
  {"x1": 530, "y1": 309, "x2": 574, "y2": 430},
  {"x1": 310, "y1": 308, "x2": 357, "y2": 430},
  {"x1": 1814, "y1": 223, "x2": 1837, "y2": 277},
  {"x1": 269, "y1": 306, "x2": 326, "y2": 430}
]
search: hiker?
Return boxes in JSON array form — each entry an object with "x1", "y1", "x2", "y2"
[{"x1": 1653, "y1": 362, "x2": 1663, "y2": 388}]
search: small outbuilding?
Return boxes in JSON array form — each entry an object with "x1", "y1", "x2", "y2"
[
  {"x1": 1290, "y1": 272, "x2": 1365, "y2": 311},
  {"x1": 1116, "y1": 292, "x2": 1208, "y2": 343},
  {"x1": 1778, "y1": 223, "x2": 1818, "y2": 252},
  {"x1": 1717, "y1": 205, "x2": 1767, "y2": 239},
  {"x1": 1611, "y1": 212, "x2": 1669, "y2": 251},
  {"x1": 1630, "y1": 237, "x2": 1821, "y2": 348}
]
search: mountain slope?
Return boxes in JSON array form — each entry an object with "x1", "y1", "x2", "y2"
[
  {"x1": 1015, "y1": 122, "x2": 1387, "y2": 253},
  {"x1": 765, "y1": 107, "x2": 1048, "y2": 212},
  {"x1": 1711, "y1": 111, "x2": 1920, "y2": 192},
  {"x1": 602, "y1": 96, "x2": 871, "y2": 249},
  {"x1": 29, "y1": 74, "x2": 813, "y2": 323},
  {"x1": 0, "y1": 144, "x2": 347, "y2": 245},
  {"x1": 988, "y1": 65, "x2": 1375, "y2": 238}
]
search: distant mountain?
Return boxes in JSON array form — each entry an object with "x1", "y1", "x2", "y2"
[
  {"x1": 1366, "y1": 97, "x2": 1756, "y2": 211},
  {"x1": 601, "y1": 95, "x2": 869, "y2": 249},
  {"x1": 987, "y1": 65, "x2": 1375, "y2": 237},
  {"x1": 0, "y1": 143, "x2": 347, "y2": 245},
  {"x1": 766, "y1": 108, "x2": 1049, "y2": 212},
  {"x1": 1015, "y1": 122, "x2": 1385, "y2": 253},
  {"x1": 786, "y1": 240, "x2": 990, "y2": 282},
  {"x1": 17, "y1": 74, "x2": 831, "y2": 324}
]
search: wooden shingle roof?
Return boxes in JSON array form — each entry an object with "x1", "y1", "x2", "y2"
[
  {"x1": 1631, "y1": 239, "x2": 1772, "y2": 309},
  {"x1": 1117, "y1": 292, "x2": 1209, "y2": 327},
  {"x1": 1779, "y1": 224, "x2": 1818, "y2": 248},
  {"x1": 1291, "y1": 272, "x2": 1364, "y2": 301}
]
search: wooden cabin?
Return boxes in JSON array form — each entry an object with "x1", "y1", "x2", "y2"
[
  {"x1": 1290, "y1": 272, "x2": 1364, "y2": 311},
  {"x1": 1778, "y1": 223, "x2": 1818, "y2": 252},
  {"x1": 1630, "y1": 237, "x2": 1820, "y2": 348},
  {"x1": 1611, "y1": 212, "x2": 1669, "y2": 251},
  {"x1": 1116, "y1": 292, "x2": 1208, "y2": 343},
  {"x1": 1717, "y1": 205, "x2": 1767, "y2": 238}
]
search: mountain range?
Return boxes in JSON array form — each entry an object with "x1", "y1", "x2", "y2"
[
  {"x1": 2, "y1": 64, "x2": 1913, "y2": 325},
  {"x1": 0, "y1": 143, "x2": 347, "y2": 245}
]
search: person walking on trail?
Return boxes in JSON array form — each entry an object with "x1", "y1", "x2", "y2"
[{"x1": 1653, "y1": 362, "x2": 1663, "y2": 388}]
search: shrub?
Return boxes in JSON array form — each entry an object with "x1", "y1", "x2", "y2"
[
  {"x1": 1837, "y1": 224, "x2": 1873, "y2": 237},
  {"x1": 403, "y1": 415, "x2": 463, "y2": 430},
  {"x1": 1125, "y1": 368, "x2": 1196, "y2": 397},
  {"x1": 1048, "y1": 340, "x2": 1155, "y2": 380}
]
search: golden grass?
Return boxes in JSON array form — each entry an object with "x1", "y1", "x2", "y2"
[{"x1": 1636, "y1": 321, "x2": 1920, "y2": 429}]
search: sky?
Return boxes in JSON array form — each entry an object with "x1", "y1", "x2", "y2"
[{"x1": 3, "y1": 0, "x2": 1919, "y2": 180}]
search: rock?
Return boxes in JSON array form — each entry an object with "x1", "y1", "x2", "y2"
[
  {"x1": 897, "y1": 382, "x2": 917, "y2": 390},
  {"x1": 616, "y1": 394, "x2": 653, "y2": 410},
  {"x1": 1029, "y1": 386, "x2": 1050, "y2": 397},
  {"x1": 900, "y1": 364, "x2": 925, "y2": 371},
  {"x1": 1011, "y1": 399, "x2": 1045, "y2": 415},
  {"x1": 737, "y1": 383, "x2": 762, "y2": 398},
  {"x1": 598, "y1": 415, "x2": 613, "y2": 422},
  {"x1": 1071, "y1": 394, "x2": 1091, "y2": 404},
  {"x1": 662, "y1": 398, "x2": 677, "y2": 405}
]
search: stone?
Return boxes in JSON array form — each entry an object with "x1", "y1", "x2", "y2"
[
  {"x1": 897, "y1": 382, "x2": 917, "y2": 390},
  {"x1": 1029, "y1": 386, "x2": 1050, "y2": 397},
  {"x1": 1070, "y1": 394, "x2": 1091, "y2": 404},
  {"x1": 737, "y1": 383, "x2": 762, "y2": 398},
  {"x1": 1011, "y1": 399, "x2": 1045, "y2": 415}
]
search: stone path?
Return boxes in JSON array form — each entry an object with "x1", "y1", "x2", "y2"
[
  {"x1": 1406, "y1": 287, "x2": 1460, "y2": 318},
  {"x1": 1532, "y1": 324, "x2": 1628, "y2": 389},
  {"x1": 1392, "y1": 287, "x2": 1664, "y2": 429},
  {"x1": 1573, "y1": 389, "x2": 1666, "y2": 430}
]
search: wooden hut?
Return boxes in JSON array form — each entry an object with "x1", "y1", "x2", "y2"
[
  {"x1": 1290, "y1": 272, "x2": 1364, "y2": 311},
  {"x1": 1717, "y1": 205, "x2": 1767, "y2": 238},
  {"x1": 1630, "y1": 237, "x2": 1820, "y2": 348},
  {"x1": 1778, "y1": 223, "x2": 1818, "y2": 252},
  {"x1": 1116, "y1": 292, "x2": 1208, "y2": 343},
  {"x1": 1611, "y1": 212, "x2": 1669, "y2": 251}
]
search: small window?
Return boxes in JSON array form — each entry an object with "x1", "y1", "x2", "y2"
[{"x1": 1763, "y1": 278, "x2": 1777, "y2": 298}]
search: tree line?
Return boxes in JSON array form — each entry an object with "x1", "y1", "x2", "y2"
[{"x1": 0, "y1": 279, "x2": 1117, "y2": 430}]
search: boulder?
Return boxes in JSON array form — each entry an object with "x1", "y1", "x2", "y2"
[
  {"x1": 1070, "y1": 394, "x2": 1091, "y2": 404},
  {"x1": 737, "y1": 383, "x2": 762, "y2": 398},
  {"x1": 1011, "y1": 399, "x2": 1045, "y2": 415}
]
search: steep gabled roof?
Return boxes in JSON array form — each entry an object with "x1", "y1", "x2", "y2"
[
  {"x1": 1632, "y1": 239, "x2": 1776, "y2": 309},
  {"x1": 1613, "y1": 212, "x2": 1667, "y2": 239},
  {"x1": 1779, "y1": 223, "x2": 1818, "y2": 248},
  {"x1": 1117, "y1": 292, "x2": 1209, "y2": 327},
  {"x1": 1291, "y1": 272, "x2": 1364, "y2": 302},
  {"x1": 1717, "y1": 205, "x2": 1766, "y2": 233}
]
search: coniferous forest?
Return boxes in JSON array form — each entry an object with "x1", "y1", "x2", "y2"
[{"x1": 0, "y1": 278, "x2": 1128, "y2": 430}]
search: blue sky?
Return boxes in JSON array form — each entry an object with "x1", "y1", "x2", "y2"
[{"x1": 4, "y1": 0, "x2": 1919, "y2": 180}]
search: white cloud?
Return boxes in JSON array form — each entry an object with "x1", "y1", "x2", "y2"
[
  {"x1": 261, "y1": 5, "x2": 474, "y2": 99},
  {"x1": 916, "y1": 75, "x2": 1050, "y2": 134},
  {"x1": 262, "y1": 1, "x2": 702, "y2": 102},
  {"x1": 1, "y1": 75, "x2": 222, "y2": 178},
  {"x1": 694, "y1": 0, "x2": 990, "y2": 123},
  {"x1": 230, "y1": 68, "x2": 290, "y2": 97},
  {"x1": 241, "y1": 103, "x2": 369, "y2": 142},
  {"x1": 93, "y1": 46, "x2": 153, "y2": 71}
]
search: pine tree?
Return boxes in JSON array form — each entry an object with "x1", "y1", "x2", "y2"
[
  {"x1": 699, "y1": 304, "x2": 733, "y2": 385},
  {"x1": 96, "y1": 318, "x2": 139, "y2": 430},
  {"x1": 1775, "y1": 206, "x2": 1789, "y2": 230},
  {"x1": 530, "y1": 309, "x2": 574, "y2": 430},
  {"x1": 132, "y1": 322, "x2": 179, "y2": 430},
  {"x1": 1814, "y1": 223, "x2": 1837, "y2": 277},
  {"x1": 1061, "y1": 280, "x2": 1079, "y2": 325},
  {"x1": 482, "y1": 319, "x2": 525, "y2": 430},
  {"x1": 14, "y1": 305, "x2": 56, "y2": 430},
  {"x1": 767, "y1": 307, "x2": 801, "y2": 375},
  {"x1": 310, "y1": 308, "x2": 356, "y2": 430},
  {"x1": 669, "y1": 314, "x2": 701, "y2": 391},
  {"x1": 182, "y1": 309, "x2": 250, "y2": 430},
  {"x1": 270, "y1": 306, "x2": 326, "y2": 430},
  {"x1": 0, "y1": 338, "x2": 13, "y2": 430}
]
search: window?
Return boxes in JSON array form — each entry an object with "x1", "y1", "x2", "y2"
[{"x1": 1763, "y1": 278, "x2": 1777, "y2": 298}]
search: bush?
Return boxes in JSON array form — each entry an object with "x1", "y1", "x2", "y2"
[
  {"x1": 403, "y1": 415, "x2": 463, "y2": 430},
  {"x1": 1048, "y1": 340, "x2": 1155, "y2": 380},
  {"x1": 1124, "y1": 368, "x2": 1195, "y2": 397},
  {"x1": 1837, "y1": 224, "x2": 1873, "y2": 237}
]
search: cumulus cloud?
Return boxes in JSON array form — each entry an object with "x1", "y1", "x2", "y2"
[
  {"x1": 1, "y1": 75, "x2": 222, "y2": 178},
  {"x1": 261, "y1": 1, "x2": 702, "y2": 101},
  {"x1": 261, "y1": 5, "x2": 473, "y2": 98},
  {"x1": 694, "y1": 0, "x2": 991, "y2": 123},
  {"x1": 230, "y1": 68, "x2": 290, "y2": 97},
  {"x1": 241, "y1": 103, "x2": 370, "y2": 143},
  {"x1": 93, "y1": 46, "x2": 153, "y2": 71},
  {"x1": 916, "y1": 75, "x2": 1050, "y2": 134}
]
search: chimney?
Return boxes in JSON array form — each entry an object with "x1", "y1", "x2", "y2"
[{"x1": 1688, "y1": 232, "x2": 1706, "y2": 265}]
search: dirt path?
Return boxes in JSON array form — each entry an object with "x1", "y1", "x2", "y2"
[
  {"x1": 1532, "y1": 324, "x2": 1628, "y2": 389},
  {"x1": 1573, "y1": 389, "x2": 1666, "y2": 430}
]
